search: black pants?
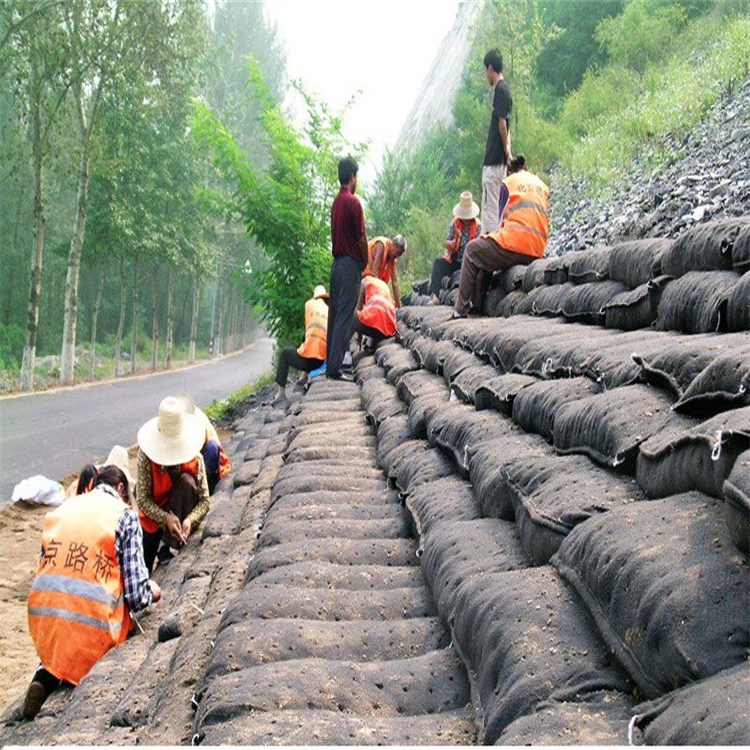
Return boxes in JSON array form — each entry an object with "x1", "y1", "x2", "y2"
[
  {"x1": 430, "y1": 257, "x2": 460, "y2": 297},
  {"x1": 275, "y1": 347, "x2": 323, "y2": 388},
  {"x1": 142, "y1": 472, "x2": 199, "y2": 573},
  {"x1": 326, "y1": 255, "x2": 363, "y2": 377},
  {"x1": 351, "y1": 316, "x2": 388, "y2": 346}
]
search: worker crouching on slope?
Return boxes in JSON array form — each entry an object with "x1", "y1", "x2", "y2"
[
  {"x1": 136, "y1": 397, "x2": 211, "y2": 573},
  {"x1": 273, "y1": 285, "x2": 330, "y2": 405},
  {"x1": 364, "y1": 234, "x2": 407, "y2": 309},
  {"x1": 452, "y1": 155, "x2": 549, "y2": 319},
  {"x1": 352, "y1": 275, "x2": 397, "y2": 351},
  {"x1": 176, "y1": 392, "x2": 231, "y2": 494},
  {"x1": 24, "y1": 465, "x2": 161, "y2": 719}
]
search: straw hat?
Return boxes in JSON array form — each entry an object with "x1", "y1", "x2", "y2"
[
  {"x1": 453, "y1": 191, "x2": 480, "y2": 221},
  {"x1": 98, "y1": 445, "x2": 135, "y2": 488},
  {"x1": 137, "y1": 396, "x2": 205, "y2": 466},
  {"x1": 176, "y1": 393, "x2": 212, "y2": 435},
  {"x1": 313, "y1": 285, "x2": 329, "y2": 300}
]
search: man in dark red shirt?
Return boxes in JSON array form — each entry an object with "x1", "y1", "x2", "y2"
[{"x1": 327, "y1": 156, "x2": 367, "y2": 378}]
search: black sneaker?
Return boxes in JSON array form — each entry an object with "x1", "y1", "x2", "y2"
[{"x1": 23, "y1": 681, "x2": 47, "y2": 720}]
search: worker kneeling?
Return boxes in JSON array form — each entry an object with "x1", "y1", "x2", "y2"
[
  {"x1": 24, "y1": 465, "x2": 160, "y2": 719},
  {"x1": 274, "y1": 285, "x2": 329, "y2": 404},
  {"x1": 453, "y1": 155, "x2": 549, "y2": 318},
  {"x1": 352, "y1": 275, "x2": 397, "y2": 351}
]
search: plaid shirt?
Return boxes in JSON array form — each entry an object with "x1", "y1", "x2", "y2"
[{"x1": 98, "y1": 484, "x2": 153, "y2": 612}]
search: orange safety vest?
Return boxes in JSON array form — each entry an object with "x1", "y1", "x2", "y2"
[
  {"x1": 444, "y1": 218, "x2": 479, "y2": 262},
  {"x1": 364, "y1": 237, "x2": 396, "y2": 283},
  {"x1": 138, "y1": 457, "x2": 200, "y2": 534},
  {"x1": 297, "y1": 297, "x2": 328, "y2": 361},
  {"x1": 358, "y1": 277, "x2": 397, "y2": 337},
  {"x1": 28, "y1": 490, "x2": 131, "y2": 685},
  {"x1": 490, "y1": 171, "x2": 550, "y2": 259}
]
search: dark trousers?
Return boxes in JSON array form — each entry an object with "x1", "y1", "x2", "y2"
[
  {"x1": 326, "y1": 255, "x2": 363, "y2": 376},
  {"x1": 430, "y1": 257, "x2": 459, "y2": 297},
  {"x1": 142, "y1": 472, "x2": 199, "y2": 573},
  {"x1": 202, "y1": 439, "x2": 221, "y2": 495},
  {"x1": 455, "y1": 236, "x2": 533, "y2": 315},
  {"x1": 351, "y1": 316, "x2": 388, "y2": 346},
  {"x1": 275, "y1": 347, "x2": 324, "y2": 388}
]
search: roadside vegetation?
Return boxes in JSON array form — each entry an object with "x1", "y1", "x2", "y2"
[
  {"x1": 367, "y1": 0, "x2": 750, "y2": 289},
  {"x1": 203, "y1": 373, "x2": 275, "y2": 424}
]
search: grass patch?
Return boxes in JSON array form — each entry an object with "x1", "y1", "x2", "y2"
[{"x1": 203, "y1": 372, "x2": 275, "y2": 424}]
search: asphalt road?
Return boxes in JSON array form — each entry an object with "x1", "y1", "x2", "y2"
[{"x1": 0, "y1": 338, "x2": 275, "y2": 503}]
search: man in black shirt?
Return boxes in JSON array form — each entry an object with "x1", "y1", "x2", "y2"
[{"x1": 482, "y1": 48, "x2": 513, "y2": 234}]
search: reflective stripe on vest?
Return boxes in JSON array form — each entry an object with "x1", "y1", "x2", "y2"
[
  {"x1": 491, "y1": 172, "x2": 550, "y2": 259},
  {"x1": 297, "y1": 297, "x2": 328, "y2": 360},
  {"x1": 28, "y1": 490, "x2": 130, "y2": 685},
  {"x1": 365, "y1": 237, "x2": 395, "y2": 283},
  {"x1": 358, "y1": 277, "x2": 396, "y2": 336}
]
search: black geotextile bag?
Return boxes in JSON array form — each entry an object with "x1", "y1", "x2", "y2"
[
  {"x1": 732, "y1": 222, "x2": 750, "y2": 273},
  {"x1": 483, "y1": 317, "x2": 569, "y2": 371},
  {"x1": 567, "y1": 246, "x2": 613, "y2": 283},
  {"x1": 543, "y1": 253, "x2": 576, "y2": 286},
  {"x1": 675, "y1": 347, "x2": 750, "y2": 414},
  {"x1": 361, "y1": 379, "x2": 407, "y2": 425},
  {"x1": 396, "y1": 369, "x2": 447, "y2": 405},
  {"x1": 656, "y1": 270, "x2": 740, "y2": 333},
  {"x1": 661, "y1": 217, "x2": 747, "y2": 277},
  {"x1": 474, "y1": 373, "x2": 538, "y2": 414},
  {"x1": 521, "y1": 258, "x2": 555, "y2": 292},
  {"x1": 552, "y1": 384, "x2": 676, "y2": 471},
  {"x1": 426, "y1": 402, "x2": 525, "y2": 475},
  {"x1": 603, "y1": 277, "x2": 671, "y2": 331},
  {"x1": 451, "y1": 362, "x2": 500, "y2": 404},
  {"x1": 723, "y1": 448, "x2": 750, "y2": 553},
  {"x1": 408, "y1": 392, "x2": 449, "y2": 439},
  {"x1": 356, "y1": 357, "x2": 385, "y2": 384},
  {"x1": 636, "y1": 405, "x2": 750, "y2": 499},
  {"x1": 386, "y1": 439, "x2": 456, "y2": 495},
  {"x1": 441, "y1": 346, "x2": 482, "y2": 386},
  {"x1": 513, "y1": 288, "x2": 539, "y2": 315},
  {"x1": 384, "y1": 349, "x2": 420, "y2": 385},
  {"x1": 497, "y1": 289, "x2": 528, "y2": 317},
  {"x1": 512, "y1": 377, "x2": 602, "y2": 442},
  {"x1": 420, "y1": 519, "x2": 528, "y2": 625},
  {"x1": 727, "y1": 271, "x2": 750, "y2": 332},
  {"x1": 411, "y1": 278, "x2": 430, "y2": 294},
  {"x1": 469, "y1": 434, "x2": 553, "y2": 519},
  {"x1": 505, "y1": 453, "x2": 643, "y2": 566},
  {"x1": 530, "y1": 282, "x2": 575, "y2": 317},
  {"x1": 482, "y1": 286, "x2": 507, "y2": 317},
  {"x1": 404, "y1": 475, "x2": 480, "y2": 540},
  {"x1": 577, "y1": 330, "x2": 672, "y2": 390},
  {"x1": 631, "y1": 662, "x2": 750, "y2": 746},
  {"x1": 408, "y1": 292, "x2": 431, "y2": 306},
  {"x1": 552, "y1": 491, "x2": 749, "y2": 699},
  {"x1": 422, "y1": 339, "x2": 459, "y2": 374},
  {"x1": 495, "y1": 689, "x2": 634, "y2": 746},
  {"x1": 608, "y1": 238, "x2": 671, "y2": 288},
  {"x1": 376, "y1": 414, "x2": 412, "y2": 470},
  {"x1": 496, "y1": 264, "x2": 527, "y2": 293},
  {"x1": 561, "y1": 280, "x2": 630, "y2": 325},
  {"x1": 451, "y1": 566, "x2": 633, "y2": 744},
  {"x1": 632, "y1": 332, "x2": 750, "y2": 399}
]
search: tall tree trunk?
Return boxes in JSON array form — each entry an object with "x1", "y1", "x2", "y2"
[
  {"x1": 114, "y1": 257, "x2": 126, "y2": 377},
  {"x1": 130, "y1": 255, "x2": 139, "y2": 376},
  {"x1": 215, "y1": 278, "x2": 224, "y2": 358},
  {"x1": 165, "y1": 270, "x2": 174, "y2": 369},
  {"x1": 59, "y1": 76, "x2": 104, "y2": 385},
  {"x1": 189, "y1": 275, "x2": 199, "y2": 363},
  {"x1": 89, "y1": 266, "x2": 105, "y2": 381},
  {"x1": 150, "y1": 271, "x2": 159, "y2": 371},
  {"x1": 6, "y1": 176, "x2": 26, "y2": 326},
  {"x1": 20, "y1": 60, "x2": 45, "y2": 392}
]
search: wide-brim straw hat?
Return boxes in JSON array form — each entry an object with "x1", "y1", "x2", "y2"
[
  {"x1": 176, "y1": 393, "x2": 212, "y2": 434},
  {"x1": 137, "y1": 396, "x2": 205, "y2": 466},
  {"x1": 453, "y1": 191, "x2": 480, "y2": 221},
  {"x1": 313, "y1": 285, "x2": 329, "y2": 300},
  {"x1": 98, "y1": 445, "x2": 135, "y2": 488}
]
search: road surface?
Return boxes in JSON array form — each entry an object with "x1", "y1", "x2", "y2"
[{"x1": 0, "y1": 339, "x2": 274, "y2": 503}]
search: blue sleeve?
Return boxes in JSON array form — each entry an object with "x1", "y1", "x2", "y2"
[
  {"x1": 498, "y1": 184, "x2": 510, "y2": 222},
  {"x1": 445, "y1": 222, "x2": 456, "y2": 242},
  {"x1": 115, "y1": 509, "x2": 153, "y2": 612}
]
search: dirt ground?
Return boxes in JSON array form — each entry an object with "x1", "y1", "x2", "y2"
[{"x1": 0, "y1": 432, "x2": 231, "y2": 714}]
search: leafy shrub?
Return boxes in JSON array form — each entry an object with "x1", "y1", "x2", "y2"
[{"x1": 0, "y1": 324, "x2": 25, "y2": 370}]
